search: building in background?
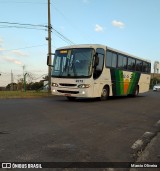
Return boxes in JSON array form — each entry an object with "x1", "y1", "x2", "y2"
[{"x1": 154, "y1": 61, "x2": 160, "y2": 73}]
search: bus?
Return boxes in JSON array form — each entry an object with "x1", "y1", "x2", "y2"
[{"x1": 47, "y1": 44, "x2": 151, "y2": 101}]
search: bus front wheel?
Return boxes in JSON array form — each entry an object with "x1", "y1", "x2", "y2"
[{"x1": 100, "y1": 86, "x2": 109, "y2": 101}]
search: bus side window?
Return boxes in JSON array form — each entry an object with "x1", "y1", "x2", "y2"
[
  {"x1": 106, "y1": 51, "x2": 112, "y2": 67},
  {"x1": 142, "y1": 62, "x2": 148, "y2": 73},
  {"x1": 112, "y1": 53, "x2": 117, "y2": 68},
  {"x1": 143, "y1": 62, "x2": 151, "y2": 73},
  {"x1": 148, "y1": 63, "x2": 151, "y2": 73},
  {"x1": 128, "y1": 57, "x2": 135, "y2": 71},
  {"x1": 136, "y1": 59, "x2": 143, "y2": 72},
  {"x1": 118, "y1": 54, "x2": 127, "y2": 69},
  {"x1": 106, "y1": 51, "x2": 117, "y2": 68}
]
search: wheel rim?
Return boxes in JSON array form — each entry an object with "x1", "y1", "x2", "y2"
[
  {"x1": 135, "y1": 87, "x2": 139, "y2": 96},
  {"x1": 102, "y1": 88, "x2": 107, "y2": 98}
]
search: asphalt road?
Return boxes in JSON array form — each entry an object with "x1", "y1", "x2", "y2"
[{"x1": 0, "y1": 91, "x2": 160, "y2": 169}]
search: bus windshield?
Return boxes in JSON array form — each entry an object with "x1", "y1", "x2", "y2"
[{"x1": 52, "y1": 48, "x2": 94, "y2": 78}]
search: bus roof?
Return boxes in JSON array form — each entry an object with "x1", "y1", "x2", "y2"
[
  {"x1": 56, "y1": 44, "x2": 151, "y2": 63},
  {"x1": 56, "y1": 44, "x2": 106, "y2": 50}
]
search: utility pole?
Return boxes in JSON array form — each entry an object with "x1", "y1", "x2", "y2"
[{"x1": 48, "y1": 0, "x2": 52, "y2": 92}]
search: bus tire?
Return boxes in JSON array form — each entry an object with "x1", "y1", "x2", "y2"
[
  {"x1": 67, "y1": 96, "x2": 76, "y2": 101},
  {"x1": 134, "y1": 85, "x2": 139, "y2": 97},
  {"x1": 133, "y1": 86, "x2": 139, "y2": 97},
  {"x1": 100, "y1": 86, "x2": 109, "y2": 101}
]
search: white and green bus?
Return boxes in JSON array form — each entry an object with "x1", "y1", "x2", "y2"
[{"x1": 48, "y1": 44, "x2": 151, "y2": 101}]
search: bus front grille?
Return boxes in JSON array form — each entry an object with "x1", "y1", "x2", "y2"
[
  {"x1": 59, "y1": 83, "x2": 77, "y2": 87},
  {"x1": 57, "y1": 90, "x2": 79, "y2": 94}
]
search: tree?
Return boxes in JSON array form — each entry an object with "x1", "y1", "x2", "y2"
[
  {"x1": 6, "y1": 83, "x2": 17, "y2": 90},
  {"x1": 43, "y1": 75, "x2": 49, "y2": 81},
  {"x1": 17, "y1": 78, "x2": 24, "y2": 91},
  {"x1": 29, "y1": 81, "x2": 43, "y2": 90}
]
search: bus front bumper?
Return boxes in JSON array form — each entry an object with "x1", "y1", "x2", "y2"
[{"x1": 51, "y1": 87, "x2": 93, "y2": 98}]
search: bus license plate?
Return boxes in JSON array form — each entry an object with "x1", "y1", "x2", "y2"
[{"x1": 65, "y1": 94, "x2": 71, "y2": 96}]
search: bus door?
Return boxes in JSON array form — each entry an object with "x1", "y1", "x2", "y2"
[{"x1": 93, "y1": 48, "x2": 105, "y2": 97}]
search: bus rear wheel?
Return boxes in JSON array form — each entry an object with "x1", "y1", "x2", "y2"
[
  {"x1": 66, "y1": 96, "x2": 76, "y2": 101},
  {"x1": 133, "y1": 86, "x2": 139, "y2": 97},
  {"x1": 100, "y1": 86, "x2": 109, "y2": 101}
]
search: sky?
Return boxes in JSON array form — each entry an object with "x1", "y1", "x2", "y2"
[{"x1": 0, "y1": 0, "x2": 160, "y2": 86}]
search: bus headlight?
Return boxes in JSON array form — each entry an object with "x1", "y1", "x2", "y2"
[
  {"x1": 78, "y1": 84, "x2": 90, "y2": 88},
  {"x1": 52, "y1": 83, "x2": 58, "y2": 87},
  {"x1": 82, "y1": 91, "x2": 86, "y2": 94}
]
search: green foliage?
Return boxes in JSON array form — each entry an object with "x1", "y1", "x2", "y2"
[
  {"x1": 27, "y1": 81, "x2": 43, "y2": 90},
  {"x1": 6, "y1": 83, "x2": 17, "y2": 90},
  {"x1": 6, "y1": 80, "x2": 44, "y2": 91}
]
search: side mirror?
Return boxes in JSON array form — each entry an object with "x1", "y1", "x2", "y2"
[
  {"x1": 47, "y1": 55, "x2": 49, "y2": 66},
  {"x1": 47, "y1": 54, "x2": 55, "y2": 67}
]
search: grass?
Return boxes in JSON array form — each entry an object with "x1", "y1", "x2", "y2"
[{"x1": 0, "y1": 90, "x2": 52, "y2": 99}]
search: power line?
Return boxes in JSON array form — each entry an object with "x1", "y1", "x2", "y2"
[
  {"x1": 0, "y1": 21, "x2": 46, "y2": 28},
  {"x1": 0, "y1": 25, "x2": 46, "y2": 31},
  {"x1": 1, "y1": 44, "x2": 47, "y2": 52},
  {"x1": 29, "y1": 74, "x2": 47, "y2": 81},
  {"x1": 51, "y1": 1, "x2": 94, "y2": 43},
  {"x1": 52, "y1": 27, "x2": 75, "y2": 45},
  {"x1": 0, "y1": 0, "x2": 47, "y2": 4},
  {"x1": 0, "y1": 21, "x2": 47, "y2": 31},
  {"x1": 0, "y1": 21, "x2": 75, "y2": 45}
]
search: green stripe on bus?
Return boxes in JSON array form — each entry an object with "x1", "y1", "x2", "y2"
[
  {"x1": 119, "y1": 70, "x2": 124, "y2": 95},
  {"x1": 115, "y1": 70, "x2": 124, "y2": 95},
  {"x1": 110, "y1": 69, "x2": 141, "y2": 96},
  {"x1": 127, "y1": 72, "x2": 140, "y2": 94}
]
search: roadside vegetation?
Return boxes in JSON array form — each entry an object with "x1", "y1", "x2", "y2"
[
  {"x1": 0, "y1": 75, "x2": 51, "y2": 98},
  {"x1": 0, "y1": 90, "x2": 51, "y2": 99}
]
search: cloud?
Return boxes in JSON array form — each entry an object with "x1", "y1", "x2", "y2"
[
  {"x1": 2, "y1": 56, "x2": 23, "y2": 65},
  {"x1": 95, "y1": 24, "x2": 104, "y2": 32},
  {"x1": 0, "y1": 47, "x2": 5, "y2": 55},
  {"x1": 0, "y1": 47, "x2": 5, "y2": 51},
  {"x1": 0, "y1": 37, "x2": 4, "y2": 47},
  {"x1": 112, "y1": 20, "x2": 125, "y2": 29},
  {"x1": 11, "y1": 50, "x2": 28, "y2": 57},
  {"x1": 0, "y1": 49, "x2": 4, "y2": 56}
]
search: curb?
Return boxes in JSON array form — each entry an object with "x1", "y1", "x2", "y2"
[{"x1": 131, "y1": 120, "x2": 160, "y2": 160}]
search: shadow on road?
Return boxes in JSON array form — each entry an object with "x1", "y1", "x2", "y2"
[{"x1": 54, "y1": 94, "x2": 146, "y2": 103}]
